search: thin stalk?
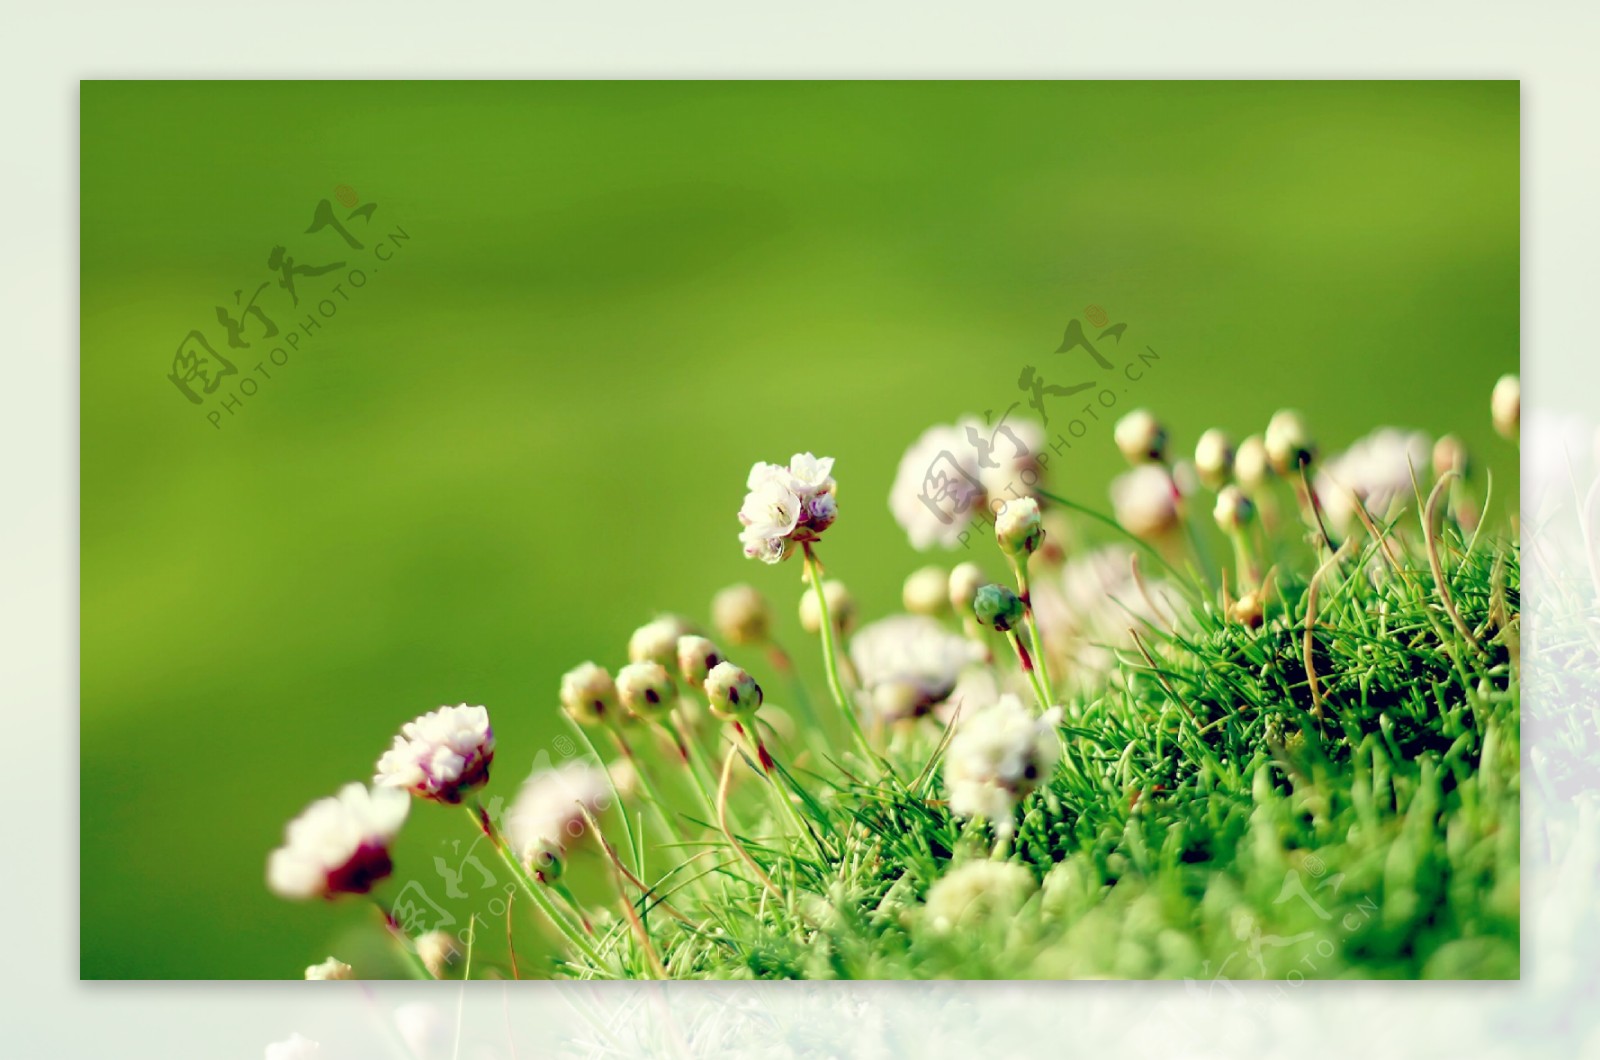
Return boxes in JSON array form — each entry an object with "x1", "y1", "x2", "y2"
[
  {"x1": 801, "y1": 543, "x2": 880, "y2": 768},
  {"x1": 465, "y1": 803, "x2": 605, "y2": 967},
  {"x1": 1008, "y1": 554, "x2": 1056, "y2": 707},
  {"x1": 733, "y1": 719, "x2": 828, "y2": 859}
]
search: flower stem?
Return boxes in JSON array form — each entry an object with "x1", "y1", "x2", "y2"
[
  {"x1": 801, "y1": 543, "x2": 879, "y2": 769},
  {"x1": 465, "y1": 802, "x2": 605, "y2": 968},
  {"x1": 1007, "y1": 554, "x2": 1056, "y2": 708},
  {"x1": 370, "y1": 900, "x2": 432, "y2": 980}
]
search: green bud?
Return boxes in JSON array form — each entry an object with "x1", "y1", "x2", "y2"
[
  {"x1": 522, "y1": 838, "x2": 565, "y2": 883},
  {"x1": 972, "y1": 583, "x2": 1024, "y2": 632},
  {"x1": 559, "y1": 662, "x2": 618, "y2": 727}
]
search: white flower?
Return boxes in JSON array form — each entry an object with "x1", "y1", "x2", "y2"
[
  {"x1": 374, "y1": 704, "x2": 494, "y2": 804},
  {"x1": 849, "y1": 614, "x2": 985, "y2": 723},
  {"x1": 888, "y1": 418, "x2": 1044, "y2": 551},
  {"x1": 1314, "y1": 427, "x2": 1431, "y2": 534},
  {"x1": 303, "y1": 956, "x2": 352, "y2": 980},
  {"x1": 738, "y1": 452, "x2": 837, "y2": 563},
  {"x1": 1110, "y1": 464, "x2": 1180, "y2": 540},
  {"x1": 738, "y1": 475, "x2": 801, "y2": 538},
  {"x1": 265, "y1": 1033, "x2": 320, "y2": 1060},
  {"x1": 923, "y1": 861, "x2": 1037, "y2": 933},
  {"x1": 943, "y1": 693, "x2": 1060, "y2": 835},
  {"x1": 504, "y1": 762, "x2": 612, "y2": 864},
  {"x1": 786, "y1": 452, "x2": 836, "y2": 494},
  {"x1": 267, "y1": 783, "x2": 409, "y2": 900}
]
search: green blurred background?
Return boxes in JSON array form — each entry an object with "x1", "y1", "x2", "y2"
[{"x1": 81, "y1": 81, "x2": 1518, "y2": 979}]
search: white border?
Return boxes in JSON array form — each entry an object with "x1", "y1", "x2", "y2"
[{"x1": 9, "y1": 3, "x2": 1595, "y2": 1055}]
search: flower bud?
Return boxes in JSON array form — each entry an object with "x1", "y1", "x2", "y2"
[
  {"x1": 972, "y1": 583, "x2": 1025, "y2": 632},
  {"x1": 948, "y1": 562, "x2": 986, "y2": 617},
  {"x1": 995, "y1": 497, "x2": 1044, "y2": 559},
  {"x1": 416, "y1": 931, "x2": 459, "y2": 980},
  {"x1": 1113, "y1": 408, "x2": 1167, "y2": 464},
  {"x1": 711, "y1": 583, "x2": 770, "y2": 646},
  {"x1": 675, "y1": 635, "x2": 723, "y2": 690},
  {"x1": 1231, "y1": 591, "x2": 1265, "y2": 628},
  {"x1": 1234, "y1": 434, "x2": 1273, "y2": 492},
  {"x1": 1432, "y1": 434, "x2": 1470, "y2": 479},
  {"x1": 1194, "y1": 428, "x2": 1235, "y2": 490},
  {"x1": 628, "y1": 615, "x2": 694, "y2": 667},
  {"x1": 705, "y1": 660, "x2": 762, "y2": 720},
  {"x1": 1111, "y1": 465, "x2": 1179, "y2": 540},
  {"x1": 902, "y1": 565, "x2": 950, "y2": 616},
  {"x1": 616, "y1": 661, "x2": 674, "y2": 720},
  {"x1": 799, "y1": 579, "x2": 856, "y2": 635},
  {"x1": 304, "y1": 956, "x2": 352, "y2": 980},
  {"x1": 1264, "y1": 410, "x2": 1316, "y2": 474},
  {"x1": 1213, "y1": 484, "x2": 1256, "y2": 532},
  {"x1": 559, "y1": 662, "x2": 619, "y2": 727},
  {"x1": 522, "y1": 836, "x2": 565, "y2": 883},
  {"x1": 1491, "y1": 373, "x2": 1519, "y2": 440}
]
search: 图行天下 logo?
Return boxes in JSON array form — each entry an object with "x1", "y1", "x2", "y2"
[{"x1": 165, "y1": 186, "x2": 412, "y2": 430}]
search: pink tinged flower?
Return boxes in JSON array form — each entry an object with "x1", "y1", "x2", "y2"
[
  {"x1": 737, "y1": 452, "x2": 838, "y2": 562},
  {"x1": 267, "y1": 783, "x2": 409, "y2": 900},
  {"x1": 374, "y1": 704, "x2": 494, "y2": 804}
]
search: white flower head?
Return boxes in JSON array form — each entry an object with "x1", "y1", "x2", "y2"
[
  {"x1": 889, "y1": 418, "x2": 1044, "y2": 551},
  {"x1": 267, "y1": 783, "x2": 409, "y2": 900},
  {"x1": 304, "y1": 956, "x2": 352, "y2": 980},
  {"x1": 923, "y1": 860, "x2": 1037, "y2": 934},
  {"x1": 849, "y1": 614, "x2": 985, "y2": 723},
  {"x1": 505, "y1": 761, "x2": 612, "y2": 866},
  {"x1": 1314, "y1": 426, "x2": 1431, "y2": 534},
  {"x1": 1110, "y1": 464, "x2": 1180, "y2": 540},
  {"x1": 737, "y1": 452, "x2": 837, "y2": 563},
  {"x1": 374, "y1": 704, "x2": 494, "y2": 804},
  {"x1": 265, "y1": 1033, "x2": 321, "y2": 1060},
  {"x1": 944, "y1": 693, "x2": 1060, "y2": 836}
]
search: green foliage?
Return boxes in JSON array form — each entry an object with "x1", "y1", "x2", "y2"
[{"x1": 559, "y1": 520, "x2": 1518, "y2": 981}]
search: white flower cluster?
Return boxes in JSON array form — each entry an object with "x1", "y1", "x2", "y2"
[
  {"x1": 889, "y1": 417, "x2": 1044, "y2": 550},
  {"x1": 738, "y1": 452, "x2": 838, "y2": 563},
  {"x1": 504, "y1": 761, "x2": 613, "y2": 869},
  {"x1": 374, "y1": 703, "x2": 495, "y2": 804},
  {"x1": 850, "y1": 613, "x2": 984, "y2": 723},
  {"x1": 266, "y1": 783, "x2": 410, "y2": 900},
  {"x1": 944, "y1": 693, "x2": 1061, "y2": 836},
  {"x1": 1314, "y1": 426, "x2": 1432, "y2": 534},
  {"x1": 923, "y1": 860, "x2": 1037, "y2": 933}
]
